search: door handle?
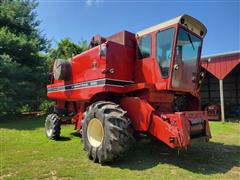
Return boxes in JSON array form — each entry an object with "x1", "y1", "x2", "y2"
[{"x1": 174, "y1": 64, "x2": 179, "y2": 70}]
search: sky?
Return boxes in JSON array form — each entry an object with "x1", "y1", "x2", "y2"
[{"x1": 37, "y1": 0, "x2": 240, "y2": 56}]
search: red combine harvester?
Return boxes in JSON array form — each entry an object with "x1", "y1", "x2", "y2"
[{"x1": 46, "y1": 14, "x2": 211, "y2": 163}]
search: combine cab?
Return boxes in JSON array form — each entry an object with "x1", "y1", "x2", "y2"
[{"x1": 45, "y1": 14, "x2": 211, "y2": 163}]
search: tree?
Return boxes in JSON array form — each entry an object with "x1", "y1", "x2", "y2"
[
  {"x1": 48, "y1": 38, "x2": 88, "y2": 59},
  {"x1": 0, "y1": 0, "x2": 49, "y2": 115},
  {"x1": 47, "y1": 38, "x2": 88, "y2": 70}
]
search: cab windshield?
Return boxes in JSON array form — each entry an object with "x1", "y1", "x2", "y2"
[{"x1": 175, "y1": 28, "x2": 201, "y2": 68}]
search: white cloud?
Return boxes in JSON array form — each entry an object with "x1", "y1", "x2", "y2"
[
  {"x1": 85, "y1": 0, "x2": 103, "y2": 7},
  {"x1": 85, "y1": 0, "x2": 93, "y2": 6}
]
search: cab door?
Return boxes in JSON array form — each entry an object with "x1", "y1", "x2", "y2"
[{"x1": 171, "y1": 28, "x2": 202, "y2": 91}]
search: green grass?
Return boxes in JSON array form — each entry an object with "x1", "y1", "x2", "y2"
[{"x1": 0, "y1": 116, "x2": 239, "y2": 179}]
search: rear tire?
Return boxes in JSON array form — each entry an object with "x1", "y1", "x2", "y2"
[
  {"x1": 82, "y1": 101, "x2": 134, "y2": 163},
  {"x1": 45, "y1": 114, "x2": 61, "y2": 140}
]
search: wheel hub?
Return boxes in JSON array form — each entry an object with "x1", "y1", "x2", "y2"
[{"x1": 87, "y1": 118, "x2": 104, "y2": 147}]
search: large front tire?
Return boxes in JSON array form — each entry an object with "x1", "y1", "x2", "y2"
[{"x1": 82, "y1": 101, "x2": 134, "y2": 163}]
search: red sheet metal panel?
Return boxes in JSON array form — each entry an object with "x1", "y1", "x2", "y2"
[{"x1": 201, "y1": 52, "x2": 240, "y2": 80}]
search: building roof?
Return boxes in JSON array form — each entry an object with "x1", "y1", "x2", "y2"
[
  {"x1": 201, "y1": 51, "x2": 240, "y2": 80},
  {"x1": 202, "y1": 50, "x2": 240, "y2": 60}
]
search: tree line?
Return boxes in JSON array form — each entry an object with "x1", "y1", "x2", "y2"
[{"x1": 0, "y1": 0, "x2": 87, "y2": 115}]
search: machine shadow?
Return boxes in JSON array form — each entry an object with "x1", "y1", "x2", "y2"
[
  {"x1": 56, "y1": 136, "x2": 71, "y2": 141},
  {"x1": 108, "y1": 140, "x2": 240, "y2": 175},
  {"x1": 70, "y1": 132, "x2": 81, "y2": 137}
]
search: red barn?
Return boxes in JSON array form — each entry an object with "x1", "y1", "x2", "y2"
[{"x1": 200, "y1": 51, "x2": 240, "y2": 121}]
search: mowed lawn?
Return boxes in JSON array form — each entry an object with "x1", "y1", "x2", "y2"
[{"x1": 0, "y1": 116, "x2": 239, "y2": 179}]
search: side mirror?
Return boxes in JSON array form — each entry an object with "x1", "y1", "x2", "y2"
[{"x1": 99, "y1": 44, "x2": 107, "y2": 58}]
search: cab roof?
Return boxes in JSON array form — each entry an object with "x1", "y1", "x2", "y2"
[{"x1": 136, "y1": 14, "x2": 207, "y2": 38}]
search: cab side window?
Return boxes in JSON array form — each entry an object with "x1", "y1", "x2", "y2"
[
  {"x1": 138, "y1": 34, "x2": 151, "y2": 59},
  {"x1": 156, "y1": 28, "x2": 175, "y2": 77}
]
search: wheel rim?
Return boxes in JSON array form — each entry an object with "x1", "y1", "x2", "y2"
[
  {"x1": 46, "y1": 120, "x2": 53, "y2": 137},
  {"x1": 87, "y1": 118, "x2": 104, "y2": 147}
]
